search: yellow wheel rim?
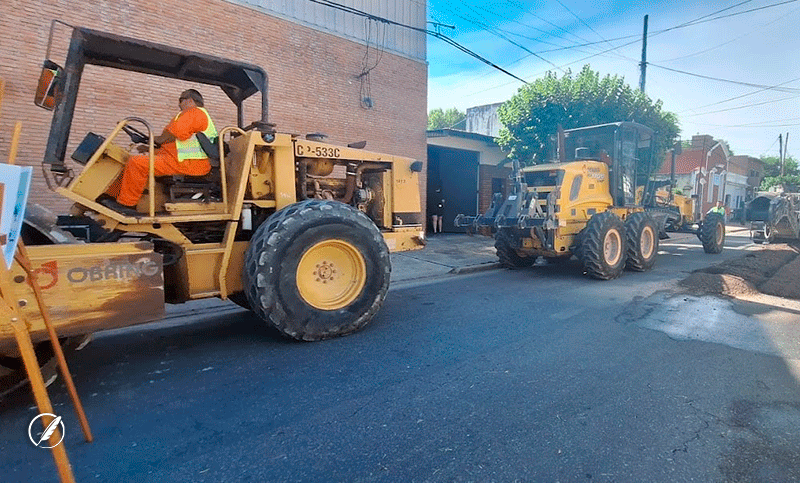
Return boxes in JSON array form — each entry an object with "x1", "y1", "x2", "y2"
[
  {"x1": 641, "y1": 225, "x2": 655, "y2": 259},
  {"x1": 604, "y1": 229, "x2": 622, "y2": 266},
  {"x1": 296, "y1": 240, "x2": 367, "y2": 310}
]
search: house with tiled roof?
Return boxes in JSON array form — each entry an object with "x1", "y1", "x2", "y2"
[{"x1": 654, "y1": 134, "x2": 732, "y2": 218}]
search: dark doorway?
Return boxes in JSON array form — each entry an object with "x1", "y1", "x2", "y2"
[{"x1": 427, "y1": 145, "x2": 479, "y2": 233}]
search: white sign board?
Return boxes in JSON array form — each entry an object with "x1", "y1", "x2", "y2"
[{"x1": 0, "y1": 164, "x2": 33, "y2": 268}]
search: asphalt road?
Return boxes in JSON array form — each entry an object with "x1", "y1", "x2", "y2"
[{"x1": 2, "y1": 230, "x2": 799, "y2": 482}]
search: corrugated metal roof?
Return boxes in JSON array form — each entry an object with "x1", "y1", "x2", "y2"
[{"x1": 426, "y1": 128, "x2": 497, "y2": 144}]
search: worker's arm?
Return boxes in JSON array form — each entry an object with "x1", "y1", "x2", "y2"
[
  {"x1": 153, "y1": 128, "x2": 176, "y2": 146},
  {"x1": 166, "y1": 108, "x2": 208, "y2": 141},
  {"x1": 135, "y1": 128, "x2": 174, "y2": 152}
]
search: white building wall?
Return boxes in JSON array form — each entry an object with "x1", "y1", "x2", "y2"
[
  {"x1": 465, "y1": 103, "x2": 503, "y2": 137},
  {"x1": 725, "y1": 172, "x2": 748, "y2": 209},
  {"x1": 230, "y1": 0, "x2": 427, "y2": 60},
  {"x1": 427, "y1": 136, "x2": 507, "y2": 166}
]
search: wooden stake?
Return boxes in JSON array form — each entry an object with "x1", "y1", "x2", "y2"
[
  {"x1": 15, "y1": 242, "x2": 93, "y2": 443},
  {"x1": 7, "y1": 122, "x2": 22, "y2": 165},
  {"x1": 0, "y1": 269, "x2": 76, "y2": 483}
]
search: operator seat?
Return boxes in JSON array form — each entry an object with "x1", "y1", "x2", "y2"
[{"x1": 161, "y1": 133, "x2": 228, "y2": 202}]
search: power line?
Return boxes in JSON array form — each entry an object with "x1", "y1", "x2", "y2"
[
  {"x1": 655, "y1": 5, "x2": 796, "y2": 63},
  {"x1": 439, "y1": 0, "x2": 792, "y2": 95},
  {"x1": 648, "y1": 64, "x2": 800, "y2": 93},
  {"x1": 762, "y1": 136, "x2": 780, "y2": 155},
  {"x1": 461, "y1": 2, "x2": 593, "y2": 51},
  {"x1": 679, "y1": 77, "x2": 800, "y2": 113},
  {"x1": 681, "y1": 0, "x2": 799, "y2": 28},
  {"x1": 649, "y1": 0, "x2": 753, "y2": 36},
  {"x1": 503, "y1": 0, "x2": 596, "y2": 47},
  {"x1": 443, "y1": 2, "x2": 565, "y2": 72},
  {"x1": 434, "y1": 0, "x2": 800, "y2": 104},
  {"x1": 683, "y1": 120, "x2": 800, "y2": 128},
  {"x1": 681, "y1": 94, "x2": 800, "y2": 116},
  {"x1": 310, "y1": 0, "x2": 529, "y2": 84},
  {"x1": 553, "y1": 0, "x2": 613, "y2": 48}
]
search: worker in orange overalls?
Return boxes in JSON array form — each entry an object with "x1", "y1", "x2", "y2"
[{"x1": 100, "y1": 89, "x2": 217, "y2": 215}]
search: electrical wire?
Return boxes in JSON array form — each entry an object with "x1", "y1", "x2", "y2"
[
  {"x1": 358, "y1": 17, "x2": 387, "y2": 109},
  {"x1": 648, "y1": 64, "x2": 800, "y2": 93},
  {"x1": 681, "y1": 94, "x2": 800, "y2": 116},
  {"x1": 679, "y1": 77, "x2": 800, "y2": 114},
  {"x1": 677, "y1": 0, "x2": 799, "y2": 28},
  {"x1": 761, "y1": 136, "x2": 780, "y2": 155},
  {"x1": 310, "y1": 0, "x2": 529, "y2": 84},
  {"x1": 436, "y1": 0, "x2": 795, "y2": 97},
  {"x1": 553, "y1": 0, "x2": 614, "y2": 49},
  {"x1": 444, "y1": 2, "x2": 565, "y2": 72}
]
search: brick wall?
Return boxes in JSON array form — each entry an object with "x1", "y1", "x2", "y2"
[
  {"x1": 0, "y1": 0, "x2": 427, "y2": 213},
  {"x1": 478, "y1": 165, "x2": 511, "y2": 213}
]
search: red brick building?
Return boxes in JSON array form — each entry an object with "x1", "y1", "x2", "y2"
[
  {"x1": 0, "y1": 0, "x2": 427, "y2": 212},
  {"x1": 655, "y1": 134, "x2": 730, "y2": 217}
]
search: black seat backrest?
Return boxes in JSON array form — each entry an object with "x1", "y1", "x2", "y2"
[{"x1": 196, "y1": 132, "x2": 229, "y2": 167}]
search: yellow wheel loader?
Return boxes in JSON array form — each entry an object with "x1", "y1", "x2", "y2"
[
  {"x1": 456, "y1": 122, "x2": 724, "y2": 280},
  {"x1": 1, "y1": 25, "x2": 424, "y2": 387}
]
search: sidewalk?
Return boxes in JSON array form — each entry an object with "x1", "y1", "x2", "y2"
[{"x1": 391, "y1": 232, "x2": 498, "y2": 282}]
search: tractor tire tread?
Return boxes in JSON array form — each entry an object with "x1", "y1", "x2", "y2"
[
  {"x1": 700, "y1": 213, "x2": 725, "y2": 254},
  {"x1": 577, "y1": 211, "x2": 627, "y2": 280},
  {"x1": 243, "y1": 199, "x2": 390, "y2": 341},
  {"x1": 625, "y1": 212, "x2": 659, "y2": 272},
  {"x1": 495, "y1": 229, "x2": 535, "y2": 268}
]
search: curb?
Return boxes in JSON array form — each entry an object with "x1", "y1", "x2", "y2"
[{"x1": 449, "y1": 262, "x2": 502, "y2": 275}]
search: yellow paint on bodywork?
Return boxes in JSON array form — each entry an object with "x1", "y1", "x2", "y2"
[{"x1": 0, "y1": 243, "x2": 164, "y2": 352}]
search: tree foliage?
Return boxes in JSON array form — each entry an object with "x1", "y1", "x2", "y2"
[
  {"x1": 497, "y1": 65, "x2": 679, "y2": 176},
  {"x1": 427, "y1": 107, "x2": 466, "y2": 130},
  {"x1": 760, "y1": 155, "x2": 799, "y2": 190}
]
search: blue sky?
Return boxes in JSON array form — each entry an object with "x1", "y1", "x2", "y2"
[{"x1": 426, "y1": 0, "x2": 800, "y2": 158}]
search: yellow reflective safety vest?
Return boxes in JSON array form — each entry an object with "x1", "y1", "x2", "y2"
[
  {"x1": 707, "y1": 206, "x2": 725, "y2": 215},
  {"x1": 174, "y1": 107, "x2": 218, "y2": 163}
]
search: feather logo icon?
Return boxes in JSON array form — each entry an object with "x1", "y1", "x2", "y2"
[{"x1": 28, "y1": 413, "x2": 65, "y2": 449}]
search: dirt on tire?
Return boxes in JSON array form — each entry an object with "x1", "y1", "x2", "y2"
[{"x1": 680, "y1": 242, "x2": 800, "y2": 299}]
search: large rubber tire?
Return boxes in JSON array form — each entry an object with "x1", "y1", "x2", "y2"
[
  {"x1": 577, "y1": 211, "x2": 627, "y2": 280},
  {"x1": 763, "y1": 223, "x2": 775, "y2": 244},
  {"x1": 495, "y1": 229, "x2": 535, "y2": 268},
  {"x1": 700, "y1": 213, "x2": 725, "y2": 254},
  {"x1": 625, "y1": 212, "x2": 659, "y2": 272},
  {"x1": 243, "y1": 200, "x2": 390, "y2": 341}
]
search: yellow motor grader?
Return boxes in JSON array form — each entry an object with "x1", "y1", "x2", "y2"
[
  {"x1": 0, "y1": 25, "x2": 425, "y2": 384},
  {"x1": 456, "y1": 122, "x2": 725, "y2": 279}
]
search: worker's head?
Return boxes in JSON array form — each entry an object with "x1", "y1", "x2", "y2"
[
  {"x1": 179, "y1": 89, "x2": 204, "y2": 110},
  {"x1": 716, "y1": 200, "x2": 722, "y2": 207}
]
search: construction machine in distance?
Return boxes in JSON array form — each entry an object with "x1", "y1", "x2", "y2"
[
  {"x1": 746, "y1": 191, "x2": 800, "y2": 244},
  {"x1": 456, "y1": 122, "x2": 725, "y2": 280},
  {"x1": 1, "y1": 24, "x2": 426, "y2": 385}
]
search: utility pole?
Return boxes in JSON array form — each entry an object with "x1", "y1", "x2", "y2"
[
  {"x1": 784, "y1": 132, "x2": 789, "y2": 177},
  {"x1": 779, "y1": 133, "x2": 784, "y2": 176},
  {"x1": 639, "y1": 15, "x2": 648, "y2": 92}
]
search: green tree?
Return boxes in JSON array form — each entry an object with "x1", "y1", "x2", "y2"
[
  {"x1": 427, "y1": 107, "x2": 466, "y2": 130},
  {"x1": 760, "y1": 155, "x2": 798, "y2": 178},
  {"x1": 497, "y1": 65, "x2": 679, "y2": 177},
  {"x1": 760, "y1": 155, "x2": 799, "y2": 190}
]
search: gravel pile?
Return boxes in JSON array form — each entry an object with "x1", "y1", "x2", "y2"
[{"x1": 680, "y1": 243, "x2": 800, "y2": 299}]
